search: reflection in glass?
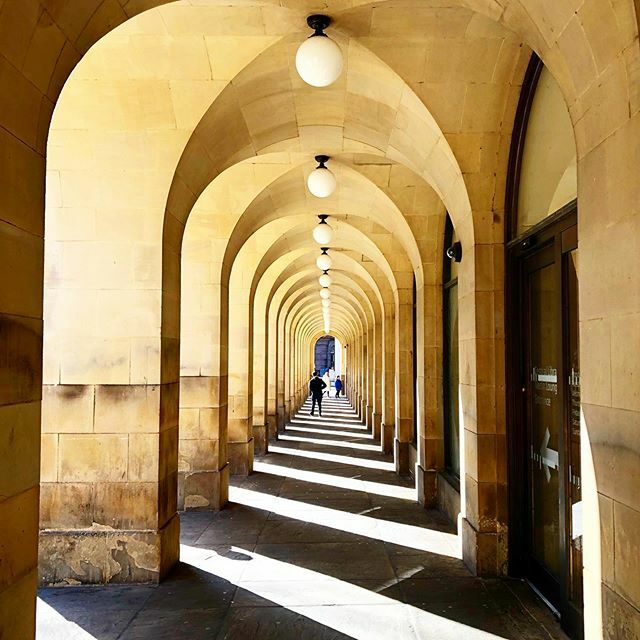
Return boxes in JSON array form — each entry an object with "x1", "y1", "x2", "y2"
[
  {"x1": 528, "y1": 263, "x2": 561, "y2": 578},
  {"x1": 444, "y1": 282, "x2": 459, "y2": 477},
  {"x1": 566, "y1": 249, "x2": 583, "y2": 606},
  {"x1": 443, "y1": 216, "x2": 460, "y2": 478}
]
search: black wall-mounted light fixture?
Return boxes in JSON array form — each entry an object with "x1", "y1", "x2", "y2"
[{"x1": 446, "y1": 241, "x2": 462, "y2": 263}]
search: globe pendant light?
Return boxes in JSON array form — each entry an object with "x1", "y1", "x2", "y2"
[
  {"x1": 307, "y1": 155, "x2": 337, "y2": 198},
  {"x1": 295, "y1": 15, "x2": 343, "y2": 88},
  {"x1": 320, "y1": 287, "x2": 331, "y2": 300},
  {"x1": 313, "y1": 214, "x2": 334, "y2": 246},
  {"x1": 316, "y1": 247, "x2": 332, "y2": 271},
  {"x1": 321, "y1": 298, "x2": 331, "y2": 308},
  {"x1": 319, "y1": 270, "x2": 332, "y2": 288}
]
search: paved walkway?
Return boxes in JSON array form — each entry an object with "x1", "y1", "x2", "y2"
[{"x1": 38, "y1": 397, "x2": 567, "y2": 640}]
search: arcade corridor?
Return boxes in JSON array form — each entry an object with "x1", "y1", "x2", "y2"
[
  {"x1": 2, "y1": 2, "x2": 640, "y2": 638},
  {"x1": 38, "y1": 397, "x2": 566, "y2": 640}
]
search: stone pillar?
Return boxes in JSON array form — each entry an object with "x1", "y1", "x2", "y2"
[
  {"x1": 0, "y1": 263, "x2": 42, "y2": 637},
  {"x1": 459, "y1": 243, "x2": 506, "y2": 577},
  {"x1": 228, "y1": 293, "x2": 254, "y2": 476},
  {"x1": 382, "y1": 302, "x2": 395, "y2": 454},
  {"x1": 178, "y1": 376, "x2": 230, "y2": 510},
  {"x1": 252, "y1": 317, "x2": 268, "y2": 456},
  {"x1": 266, "y1": 312, "x2": 278, "y2": 438},
  {"x1": 276, "y1": 319, "x2": 285, "y2": 431},
  {"x1": 373, "y1": 321, "x2": 383, "y2": 443},
  {"x1": 395, "y1": 287, "x2": 414, "y2": 475},
  {"x1": 419, "y1": 279, "x2": 443, "y2": 507},
  {"x1": 40, "y1": 382, "x2": 180, "y2": 585}
]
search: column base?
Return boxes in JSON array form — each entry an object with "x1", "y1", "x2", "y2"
[
  {"x1": 178, "y1": 464, "x2": 230, "y2": 510},
  {"x1": 394, "y1": 438, "x2": 411, "y2": 475},
  {"x1": 253, "y1": 424, "x2": 268, "y2": 455},
  {"x1": 381, "y1": 422, "x2": 394, "y2": 454},
  {"x1": 366, "y1": 404, "x2": 373, "y2": 430},
  {"x1": 39, "y1": 512, "x2": 180, "y2": 586},
  {"x1": 228, "y1": 438, "x2": 254, "y2": 475},
  {"x1": 416, "y1": 464, "x2": 438, "y2": 507},
  {"x1": 373, "y1": 413, "x2": 382, "y2": 443},
  {"x1": 461, "y1": 517, "x2": 506, "y2": 577},
  {"x1": 266, "y1": 414, "x2": 277, "y2": 439}
]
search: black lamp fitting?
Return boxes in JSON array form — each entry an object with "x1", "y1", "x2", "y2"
[
  {"x1": 446, "y1": 241, "x2": 462, "y2": 263},
  {"x1": 307, "y1": 14, "x2": 331, "y2": 36}
]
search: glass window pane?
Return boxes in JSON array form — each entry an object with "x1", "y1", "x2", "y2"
[
  {"x1": 528, "y1": 263, "x2": 561, "y2": 579},
  {"x1": 518, "y1": 67, "x2": 577, "y2": 234},
  {"x1": 444, "y1": 282, "x2": 460, "y2": 476}
]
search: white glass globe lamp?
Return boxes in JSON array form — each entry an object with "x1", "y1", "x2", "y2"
[
  {"x1": 319, "y1": 271, "x2": 332, "y2": 288},
  {"x1": 295, "y1": 15, "x2": 343, "y2": 88},
  {"x1": 320, "y1": 287, "x2": 331, "y2": 300},
  {"x1": 316, "y1": 248, "x2": 332, "y2": 271},
  {"x1": 321, "y1": 298, "x2": 331, "y2": 308},
  {"x1": 307, "y1": 155, "x2": 337, "y2": 198},
  {"x1": 313, "y1": 214, "x2": 334, "y2": 245}
]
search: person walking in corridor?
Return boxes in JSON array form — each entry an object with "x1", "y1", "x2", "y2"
[
  {"x1": 309, "y1": 371, "x2": 326, "y2": 416},
  {"x1": 334, "y1": 375, "x2": 343, "y2": 398}
]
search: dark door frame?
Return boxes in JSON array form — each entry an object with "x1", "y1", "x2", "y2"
[{"x1": 504, "y1": 50, "x2": 583, "y2": 639}]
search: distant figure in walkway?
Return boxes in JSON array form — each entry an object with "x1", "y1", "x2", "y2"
[
  {"x1": 309, "y1": 372, "x2": 327, "y2": 416},
  {"x1": 334, "y1": 376, "x2": 343, "y2": 398},
  {"x1": 322, "y1": 371, "x2": 331, "y2": 397}
]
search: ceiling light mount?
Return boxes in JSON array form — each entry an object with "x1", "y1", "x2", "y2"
[{"x1": 307, "y1": 14, "x2": 331, "y2": 35}]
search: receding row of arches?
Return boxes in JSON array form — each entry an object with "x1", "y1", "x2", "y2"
[{"x1": 1, "y1": 1, "x2": 639, "y2": 639}]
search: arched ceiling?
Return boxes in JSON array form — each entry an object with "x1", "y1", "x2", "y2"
[{"x1": 42, "y1": 0, "x2": 638, "y2": 383}]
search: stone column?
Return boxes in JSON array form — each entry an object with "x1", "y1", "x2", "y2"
[
  {"x1": 382, "y1": 302, "x2": 396, "y2": 454},
  {"x1": 366, "y1": 327, "x2": 375, "y2": 429},
  {"x1": 40, "y1": 381, "x2": 181, "y2": 584},
  {"x1": 179, "y1": 283, "x2": 230, "y2": 508},
  {"x1": 418, "y1": 279, "x2": 443, "y2": 507},
  {"x1": 266, "y1": 310, "x2": 278, "y2": 438},
  {"x1": 227, "y1": 293, "x2": 254, "y2": 476},
  {"x1": 395, "y1": 287, "x2": 415, "y2": 475},
  {"x1": 252, "y1": 305, "x2": 267, "y2": 455},
  {"x1": 459, "y1": 243, "x2": 506, "y2": 577},
  {"x1": 373, "y1": 322, "x2": 383, "y2": 443}
]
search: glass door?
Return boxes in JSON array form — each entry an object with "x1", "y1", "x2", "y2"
[
  {"x1": 523, "y1": 244, "x2": 563, "y2": 599},
  {"x1": 509, "y1": 212, "x2": 583, "y2": 639}
]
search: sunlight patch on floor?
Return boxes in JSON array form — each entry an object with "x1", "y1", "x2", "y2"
[
  {"x1": 285, "y1": 424, "x2": 374, "y2": 439},
  {"x1": 229, "y1": 485, "x2": 460, "y2": 557},
  {"x1": 181, "y1": 544, "x2": 503, "y2": 640},
  {"x1": 278, "y1": 433, "x2": 381, "y2": 451},
  {"x1": 291, "y1": 416, "x2": 367, "y2": 428},
  {"x1": 268, "y1": 444, "x2": 394, "y2": 471},
  {"x1": 36, "y1": 599, "x2": 97, "y2": 639}
]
